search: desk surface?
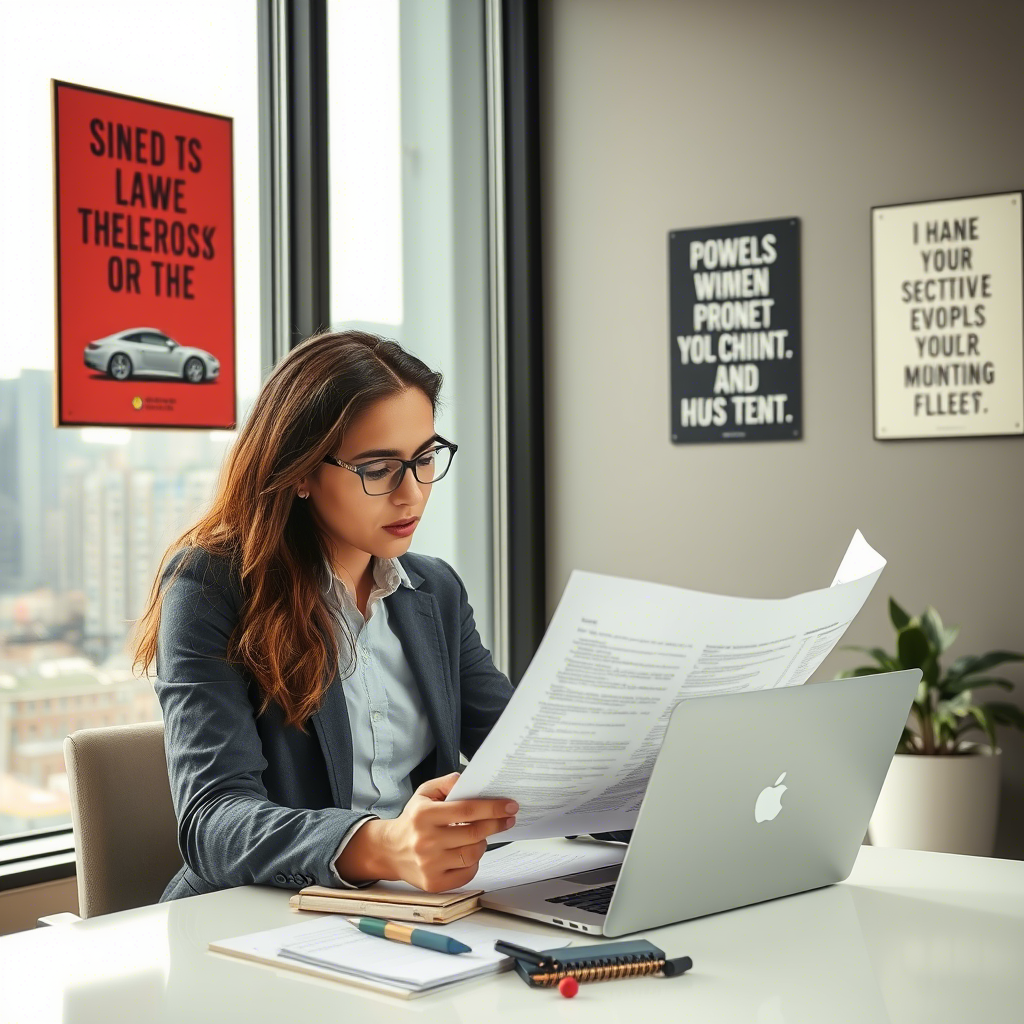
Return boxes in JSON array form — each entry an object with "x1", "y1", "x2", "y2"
[{"x1": 2, "y1": 842, "x2": 1022, "y2": 1023}]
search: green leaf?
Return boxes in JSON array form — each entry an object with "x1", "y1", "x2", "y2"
[
  {"x1": 921, "y1": 652, "x2": 939, "y2": 688},
  {"x1": 947, "y1": 651, "x2": 1024, "y2": 680},
  {"x1": 933, "y1": 707, "x2": 957, "y2": 746},
  {"x1": 940, "y1": 625, "x2": 960, "y2": 652},
  {"x1": 965, "y1": 706, "x2": 997, "y2": 749},
  {"x1": 920, "y1": 606, "x2": 946, "y2": 653},
  {"x1": 937, "y1": 690, "x2": 974, "y2": 716},
  {"x1": 839, "y1": 646, "x2": 899, "y2": 669},
  {"x1": 889, "y1": 598, "x2": 911, "y2": 631},
  {"x1": 983, "y1": 702, "x2": 1024, "y2": 731},
  {"x1": 918, "y1": 607, "x2": 960, "y2": 655},
  {"x1": 898, "y1": 626, "x2": 932, "y2": 670},
  {"x1": 936, "y1": 694, "x2": 973, "y2": 750},
  {"x1": 940, "y1": 675, "x2": 1015, "y2": 699}
]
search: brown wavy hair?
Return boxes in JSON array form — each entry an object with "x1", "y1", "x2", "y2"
[{"x1": 129, "y1": 329, "x2": 444, "y2": 730}]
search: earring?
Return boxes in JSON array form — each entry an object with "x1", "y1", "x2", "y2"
[{"x1": 298, "y1": 491, "x2": 309, "y2": 499}]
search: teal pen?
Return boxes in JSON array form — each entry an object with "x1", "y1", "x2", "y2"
[{"x1": 352, "y1": 916, "x2": 473, "y2": 955}]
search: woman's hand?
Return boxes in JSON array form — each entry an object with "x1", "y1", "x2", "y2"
[{"x1": 340, "y1": 771, "x2": 518, "y2": 892}]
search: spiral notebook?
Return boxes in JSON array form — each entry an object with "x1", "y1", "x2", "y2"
[{"x1": 512, "y1": 939, "x2": 667, "y2": 987}]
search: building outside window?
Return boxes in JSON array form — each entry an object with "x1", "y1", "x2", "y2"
[
  {"x1": 0, "y1": 0, "x2": 263, "y2": 837},
  {"x1": 0, "y1": 0, "x2": 497, "y2": 845}
]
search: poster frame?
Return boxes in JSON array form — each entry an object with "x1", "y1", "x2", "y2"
[
  {"x1": 667, "y1": 214, "x2": 803, "y2": 445},
  {"x1": 870, "y1": 188, "x2": 1024, "y2": 443},
  {"x1": 51, "y1": 78, "x2": 237, "y2": 431}
]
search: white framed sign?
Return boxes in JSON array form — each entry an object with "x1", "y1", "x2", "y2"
[{"x1": 872, "y1": 191, "x2": 1024, "y2": 439}]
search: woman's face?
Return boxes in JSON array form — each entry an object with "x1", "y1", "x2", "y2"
[{"x1": 302, "y1": 387, "x2": 436, "y2": 562}]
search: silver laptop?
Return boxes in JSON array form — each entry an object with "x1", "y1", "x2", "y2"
[{"x1": 480, "y1": 669, "x2": 921, "y2": 937}]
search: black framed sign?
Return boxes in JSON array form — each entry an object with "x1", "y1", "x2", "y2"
[
  {"x1": 669, "y1": 217, "x2": 802, "y2": 444},
  {"x1": 872, "y1": 191, "x2": 1024, "y2": 440}
]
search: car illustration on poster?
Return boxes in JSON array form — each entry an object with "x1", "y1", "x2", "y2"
[{"x1": 83, "y1": 327, "x2": 220, "y2": 383}]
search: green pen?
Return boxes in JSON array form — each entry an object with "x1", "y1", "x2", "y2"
[{"x1": 352, "y1": 916, "x2": 472, "y2": 955}]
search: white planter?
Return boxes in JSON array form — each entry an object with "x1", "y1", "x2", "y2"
[{"x1": 868, "y1": 743, "x2": 1002, "y2": 856}]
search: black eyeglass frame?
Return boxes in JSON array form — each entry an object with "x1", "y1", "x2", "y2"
[{"x1": 321, "y1": 435, "x2": 459, "y2": 495}]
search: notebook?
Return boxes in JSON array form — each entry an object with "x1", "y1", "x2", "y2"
[
  {"x1": 209, "y1": 914, "x2": 547, "y2": 999},
  {"x1": 512, "y1": 939, "x2": 667, "y2": 987},
  {"x1": 289, "y1": 885, "x2": 480, "y2": 924}
]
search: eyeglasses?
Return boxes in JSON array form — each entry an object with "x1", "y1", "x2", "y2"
[{"x1": 322, "y1": 436, "x2": 458, "y2": 495}]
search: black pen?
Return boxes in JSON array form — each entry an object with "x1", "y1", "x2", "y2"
[{"x1": 493, "y1": 940, "x2": 559, "y2": 970}]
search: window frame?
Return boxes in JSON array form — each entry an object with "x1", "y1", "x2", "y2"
[
  {"x1": 0, "y1": 0, "x2": 281, "y2": 890},
  {"x1": 3, "y1": 0, "x2": 547, "y2": 893}
]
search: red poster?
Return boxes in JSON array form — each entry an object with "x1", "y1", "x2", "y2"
[{"x1": 52, "y1": 80, "x2": 236, "y2": 428}]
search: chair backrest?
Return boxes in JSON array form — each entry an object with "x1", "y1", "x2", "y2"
[{"x1": 63, "y1": 721, "x2": 183, "y2": 918}]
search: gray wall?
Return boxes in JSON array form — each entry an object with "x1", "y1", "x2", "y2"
[{"x1": 538, "y1": 0, "x2": 1024, "y2": 856}]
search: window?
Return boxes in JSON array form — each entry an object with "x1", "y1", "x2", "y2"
[
  {"x1": 327, "y1": 0, "x2": 495, "y2": 651},
  {"x1": 0, "y1": 0, "x2": 264, "y2": 840}
]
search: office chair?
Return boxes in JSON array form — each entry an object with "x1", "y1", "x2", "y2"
[{"x1": 57, "y1": 721, "x2": 184, "y2": 919}]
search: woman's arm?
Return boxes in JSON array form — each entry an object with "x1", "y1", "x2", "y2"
[
  {"x1": 445, "y1": 560, "x2": 515, "y2": 761},
  {"x1": 156, "y1": 548, "x2": 376, "y2": 889},
  {"x1": 333, "y1": 817, "x2": 394, "y2": 883}
]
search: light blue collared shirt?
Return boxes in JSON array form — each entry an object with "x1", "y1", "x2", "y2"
[{"x1": 323, "y1": 554, "x2": 436, "y2": 887}]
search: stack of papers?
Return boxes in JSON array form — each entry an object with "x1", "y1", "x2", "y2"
[
  {"x1": 447, "y1": 529, "x2": 887, "y2": 842},
  {"x1": 210, "y1": 915, "x2": 545, "y2": 998}
]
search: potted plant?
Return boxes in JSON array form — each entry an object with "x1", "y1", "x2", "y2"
[{"x1": 836, "y1": 598, "x2": 1024, "y2": 856}]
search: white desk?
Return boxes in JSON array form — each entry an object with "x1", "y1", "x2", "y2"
[{"x1": 2, "y1": 842, "x2": 1022, "y2": 1022}]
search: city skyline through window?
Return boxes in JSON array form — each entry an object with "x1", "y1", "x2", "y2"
[{"x1": 0, "y1": 0, "x2": 262, "y2": 837}]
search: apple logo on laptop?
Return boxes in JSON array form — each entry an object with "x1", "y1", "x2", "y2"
[{"x1": 754, "y1": 773, "x2": 788, "y2": 822}]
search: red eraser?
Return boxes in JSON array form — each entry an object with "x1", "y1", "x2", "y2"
[{"x1": 559, "y1": 976, "x2": 579, "y2": 998}]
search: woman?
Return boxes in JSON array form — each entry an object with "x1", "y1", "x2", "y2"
[{"x1": 131, "y1": 329, "x2": 630, "y2": 901}]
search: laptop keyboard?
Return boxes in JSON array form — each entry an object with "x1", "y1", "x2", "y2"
[{"x1": 545, "y1": 883, "x2": 616, "y2": 915}]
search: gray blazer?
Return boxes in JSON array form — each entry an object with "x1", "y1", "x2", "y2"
[{"x1": 155, "y1": 545, "x2": 630, "y2": 902}]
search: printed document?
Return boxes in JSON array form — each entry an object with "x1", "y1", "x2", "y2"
[
  {"x1": 447, "y1": 529, "x2": 885, "y2": 842},
  {"x1": 379, "y1": 837, "x2": 626, "y2": 894}
]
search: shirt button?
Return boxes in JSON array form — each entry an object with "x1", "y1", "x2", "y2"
[{"x1": 372, "y1": 710, "x2": 383, "y2": 721}]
